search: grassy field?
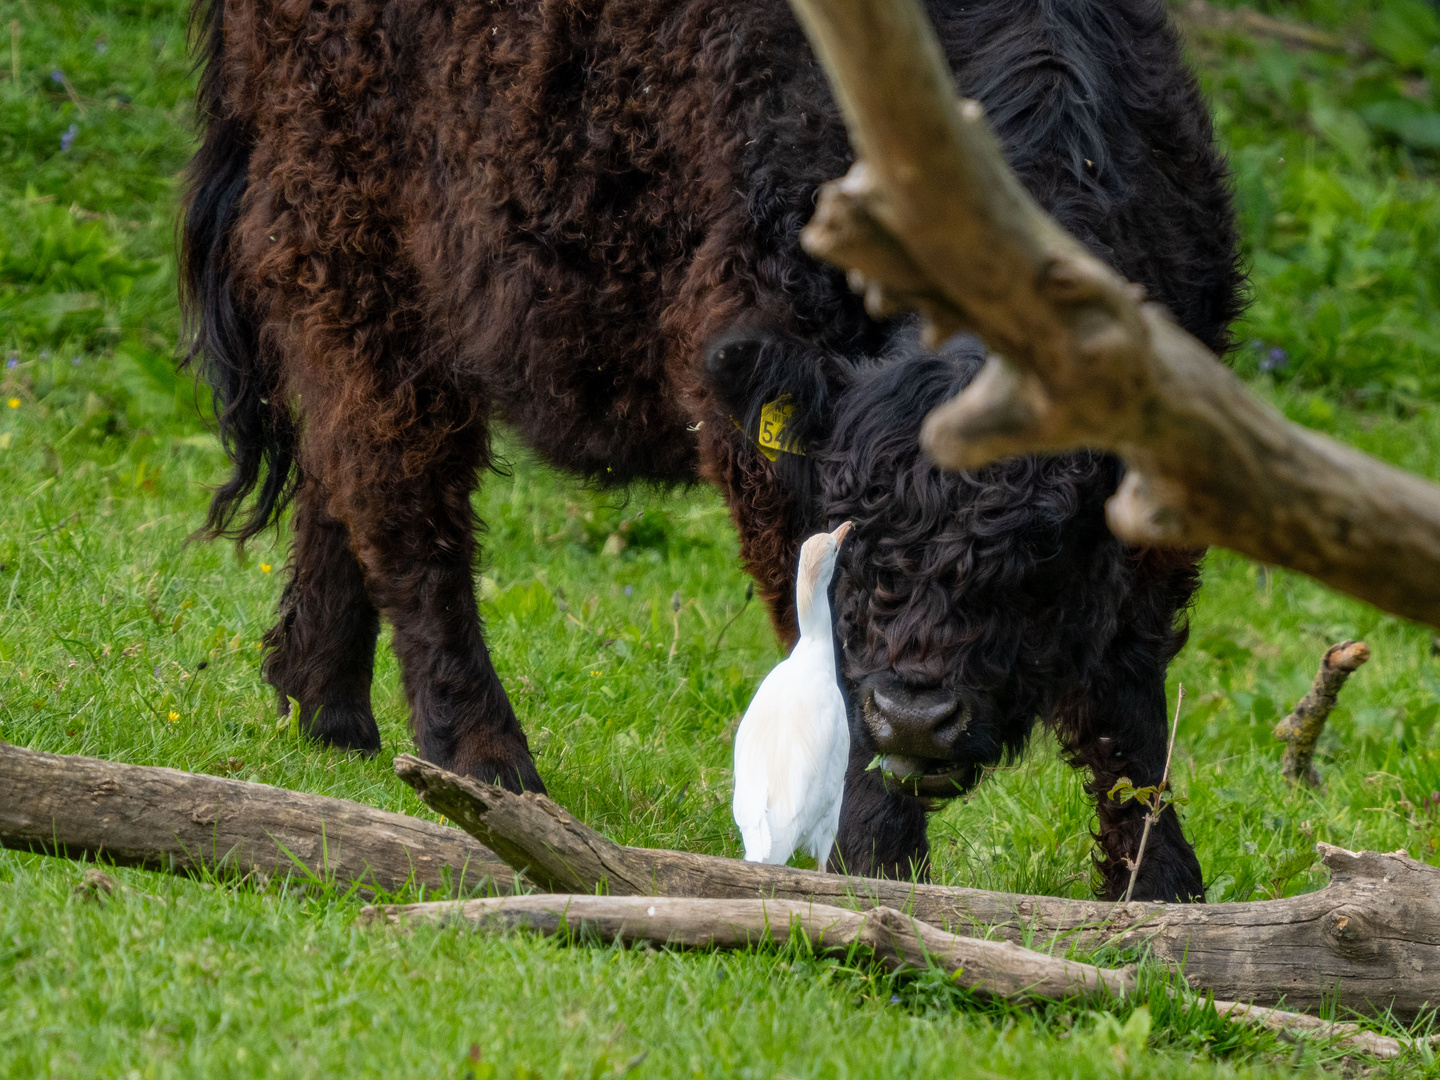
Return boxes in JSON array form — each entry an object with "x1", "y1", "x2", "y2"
[{"x1": 3, "y1": 0, "x2": 1440, "y2": 1076}]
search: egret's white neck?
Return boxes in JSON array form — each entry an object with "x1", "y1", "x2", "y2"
[{"x1": 794, "y1": 564, "x2": 837, "y2": 670}]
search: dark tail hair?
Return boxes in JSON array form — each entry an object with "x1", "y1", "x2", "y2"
[{"x1": 180, "y1": 0, "x2": 297, "y2": 541}]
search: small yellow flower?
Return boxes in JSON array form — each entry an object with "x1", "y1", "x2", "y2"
[
  {"x1": 6, "y1": 398, "x2": 18, "y2": 409},
  {"x1": 589, "y1": 669, "x2": 602, "y2": 677},
  {"x1": 260, "y1": 563, "x2": 272, "y2": 573},
  {"x1": 168, "y1": 710, "x2": 180, "y2": 722}
]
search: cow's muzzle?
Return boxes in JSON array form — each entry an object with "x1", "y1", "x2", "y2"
[{"x1": 861, "y1": 675, "x2": 973, "y2": 798}]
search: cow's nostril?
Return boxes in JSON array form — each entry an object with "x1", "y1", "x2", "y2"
[
  {"x1": 865, "y1": 683, "x2": 969, "y2": 759},
  {"x1": 872, "y1": 687, "x2": 959, "y2": 727}
]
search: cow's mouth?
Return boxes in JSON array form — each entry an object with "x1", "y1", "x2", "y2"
[
  {"x1": 859, "y1": 681, "x2": 974, "y2": 798},
  {"x1": 875, "y1": 755, "x2": 974, "y2": 798}
]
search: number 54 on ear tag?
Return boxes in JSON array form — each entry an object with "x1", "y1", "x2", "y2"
[{"x1": 756, "y1": 397, "x2": 804, "y2": 461}]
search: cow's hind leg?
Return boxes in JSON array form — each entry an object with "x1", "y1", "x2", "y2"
[
  {"x1": 263, "y1": 484, "x2": 382, "y2": 753},
  {"x1": 321, "y1": 413, "x2": 544, "y2": 794}
]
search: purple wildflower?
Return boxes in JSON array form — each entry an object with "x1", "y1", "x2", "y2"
[
  {"x1": 1260, "y1": 346, "x2": 1289, "y2": 373},
  {"x1": 624, "y1": 585, "x2": 632, "y2": 596},
  {"x1": 50, "y1": 69, "x2": 64, "y2": 84},
  {"x1": 72, "y1": 356, "x2": 82, "y2": 367},
  {"x1": 60, "y1": 123, "x2": 78, "y2": 152},
  {"x1": 5, "y1": 355, "x2": 17, "y2": 369}
]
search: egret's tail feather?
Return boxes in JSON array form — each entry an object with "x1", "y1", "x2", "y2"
[{"x1": 741, "y1": 816, "x2": 772, "y2": 863}]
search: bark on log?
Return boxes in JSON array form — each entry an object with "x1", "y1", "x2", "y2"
[
  {"x1": 362, "y1": 893, "x2": 1432, "y2": 1059},
  {"x1": 0, "y1": 742, "x2": 512, "y2": 895},
  {"x1": 1274, "y1": 641, "x2": 1371, "y2": 787},
  {"x1": 780, "y1": 0, "x2": 1440, "y2": 630},
  {"x1": 359, "y1": 894, "x2": 1131, "y2": 1001},
  {"x1": 396, "y1": 755, "x2": 1440, "y2": 1019}
]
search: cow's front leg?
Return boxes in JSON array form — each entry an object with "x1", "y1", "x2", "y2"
[
  {"x1": 830, "y1": 746, "x2": 931, "y2": 878},
  {"x1": 322, "y1": 422, "x2": 543, "y2": 794},
  {"x1": 1054, "y1": 658, "x2": 1204, "y2": 903}
]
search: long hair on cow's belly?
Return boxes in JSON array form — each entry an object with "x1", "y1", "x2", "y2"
[{"x1": 177, "y1": 0, "x2": 1241, "y2": 899}]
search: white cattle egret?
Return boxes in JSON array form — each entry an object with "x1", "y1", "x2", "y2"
[{"x1": 732, "y1": 521, "x2": 852, "y2": 867}]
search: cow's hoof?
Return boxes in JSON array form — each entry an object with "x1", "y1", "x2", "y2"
[
  {"x1": 294, "y1": 700, "x2": 383, "y2": 757},
  {"x1": 469, "y1": 754, "x2": 547, "y2": 796}
]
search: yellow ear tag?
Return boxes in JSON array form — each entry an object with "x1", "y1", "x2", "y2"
[{"x1": 755, "y1": 397, "x2": 804, "y2": 461}]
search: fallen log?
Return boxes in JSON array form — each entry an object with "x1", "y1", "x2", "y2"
[
  {"x1": 1274, "y1": 640, "x2": 1370, "y2": 787},
  {"x1": 362, "y1": 893, "x2": 1432, "y2": 1060},
  {"x1": 778, "y1": 0, "x2": 1440, "y2": 630},
  {"x1": 0, "y1": 742, "x2": 512, "y2": 895},
  {"x1": 397, "y1": 754, "x2": 1440, "y2": 1020},
  {"x1": 360, "y1": 894, "x2": 1131, "y2": 1001}
]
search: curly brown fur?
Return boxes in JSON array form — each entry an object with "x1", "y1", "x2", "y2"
[{"x1": 183, "y1": 0, "x2": 1240, "y2": 896}]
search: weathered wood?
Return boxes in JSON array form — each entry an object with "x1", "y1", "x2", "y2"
[
  {"x1": 1274, "y1": 641, "x2": 1370, "y2": 787},
  {"x1": 397, "y1": 755, "x2": 1440, "y2": 1019},
  {"x1": 1208, "y1": 1000, "x2": 1433, "y2": 1061},
  {"x1": 0, "y1": 742, "x2": 512, "y2": 895},
  {"x1": 779, "y1": 0, "x2": 1440, "y2": 631},
  {"x1": 363, "y1": 893, "x2": 1433, "y2": 1059},
  {"x1": 360, "y1": 893, "x2": 1131, "y2": 1001}
]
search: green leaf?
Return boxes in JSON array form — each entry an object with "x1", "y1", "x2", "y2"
[{"x1": 1370, "y1": 0, "x2": 1440, "y2": 69}]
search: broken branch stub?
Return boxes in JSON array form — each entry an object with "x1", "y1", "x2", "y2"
[
  {"x1": 395, "y1": 755, "x2": 1440, "y2": 1019},
  {"x1": 785, "y1": 0, "x2": 1440, "y2": 629},
  {"x1": 1274, "y1": 640, "x2": 1371, "y2": 787}
]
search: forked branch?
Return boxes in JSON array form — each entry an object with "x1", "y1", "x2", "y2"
[{"x1": 783, "y1": 0, "x2": 1440, "y2": 629}]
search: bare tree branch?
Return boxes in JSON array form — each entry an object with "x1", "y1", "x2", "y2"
[
  {"x1": 784, "y1": 0, "x2": 1440, "y2": 629},
  {"x1": 362, "y1": 893, "x2": 1435, "y2": 1059},
  {"x1": 361, "y1": 893, "x2": 1131, "y2": 1001}
]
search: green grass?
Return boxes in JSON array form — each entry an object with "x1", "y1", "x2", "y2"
[{"x1": 3, "y1": 0, "x2": 1440, "y2": 1076}]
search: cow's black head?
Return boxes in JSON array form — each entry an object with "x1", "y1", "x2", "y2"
[
  {"x1": 820, "y1": 330, "x2": 1136, "y2": 797},
  {"x1": 708, "y1": 325, "x2": 1136, "y2": 799}
]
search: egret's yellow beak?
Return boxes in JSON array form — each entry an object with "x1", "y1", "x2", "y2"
[{"x1": 831, "y1": 520, "x2": 853, "y2": 546}]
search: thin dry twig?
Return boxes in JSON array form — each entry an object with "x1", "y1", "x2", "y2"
[
  {"x1": 712, "y1": 581, "x2": 755, "y2": 653},
  {"x1": 668, "y1": 590, "x2": 684, "y2": 660},
  {"x1": 1120, "y1": 685, "x2": 1185, "y2": 904}
]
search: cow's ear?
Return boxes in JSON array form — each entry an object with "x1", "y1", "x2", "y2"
[
  {"x1": 703, "y1": 331, "x2": 773, "y2": 415},
  {"x1": 703, "y1": 325, "x2": 842, "y2": 416}
]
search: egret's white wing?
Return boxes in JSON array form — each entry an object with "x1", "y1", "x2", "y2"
[
  {"x1": 738, "y1": 659, "x2": 849, "y2": 864},
  {"x1": 789, "y1": 676, "x2": 849, "y2": 860},
  {"x1": 802, "y1": 693, "x2": 850, "y2": 865},
  {"x1": 732, "y1": 659, "x2": 825, "y2": 863},
  {"x1": 733, "y1": 661, "x2": 797, "y2": 862}
]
